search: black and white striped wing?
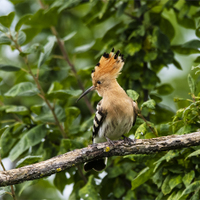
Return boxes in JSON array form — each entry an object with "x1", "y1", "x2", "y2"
[{"x1": 92, "y1": 102, "x2": 107, "y2": 140}]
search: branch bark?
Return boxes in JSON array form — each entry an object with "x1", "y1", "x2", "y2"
[{"x1": 1, "y1": 132, "x2": 200, "y2": 187}]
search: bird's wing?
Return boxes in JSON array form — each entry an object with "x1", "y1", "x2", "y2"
[
  {"x1": 92, "y1": 101, "x2": 107, "y2": 140},
  {"x1": 132, "y1": 101, "x2": 139, "y2": 126}
]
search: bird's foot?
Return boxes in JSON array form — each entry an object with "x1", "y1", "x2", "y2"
[
  {"x1": 122, "y1": 135, "x2": 136, "y2": 145},
  {"x1": 106, "y1": 137, "x2": 115, "y2": 146}
]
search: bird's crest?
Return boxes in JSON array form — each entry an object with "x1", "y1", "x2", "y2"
[{"x1": 92, "y1": 48, "x2": 125, "y2": 80}]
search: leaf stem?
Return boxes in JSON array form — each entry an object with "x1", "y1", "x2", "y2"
[
  {"x1": 138, "y1": 113, "x2": 158, "y2": 137},
  {"x1": 38, "y1": 0, "x2": 94, "y2": 114},
  {"x1": 50, "y1": 26, "x2": 95, "y2": 114},
  {"x1": 9, "y1": 33, "x2": 67, "y2": 138}
]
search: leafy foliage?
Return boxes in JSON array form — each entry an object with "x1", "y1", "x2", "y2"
[{"x1": 0, "y1": 0, "x2": 200, "y2": 199}]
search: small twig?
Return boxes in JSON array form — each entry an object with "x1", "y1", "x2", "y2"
[
  {"x1": 50, "y1": 26, "x2": 95, "y2": 114},
  {"x1": 38, "y1": 0, "x2": 94, "y2": 114},
  {"x1": 8, "y1": 32, "x2": 67, "y2": 139},
  {"x1": 138, "y1": 113, "x2": 158, "y2": 137},
  {"x1": 77, "y1": 165, "x2": 87, "y2": 184}
]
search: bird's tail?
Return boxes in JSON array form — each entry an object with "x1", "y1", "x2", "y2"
[{"x1": 84, "y1": 158, "x2": 107, "y2": 172}]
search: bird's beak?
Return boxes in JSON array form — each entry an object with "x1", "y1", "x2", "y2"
[{"x1": 76, "y1": 86, "x2": 95, "y2": 102}]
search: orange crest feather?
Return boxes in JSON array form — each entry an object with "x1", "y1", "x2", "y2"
[{"x1": 92, "y1": 49, "x2": 125, "y2": 80}]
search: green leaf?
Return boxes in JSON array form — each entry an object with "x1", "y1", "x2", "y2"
[
  {"x1": 160, "y1": 17, "x2": 175, "y2": 41},
  {"x1": 47, "y1": 89, "x2": 82, "y2": 100},
  {"x1": 161, "y1": 174, "x2": 172, "y2": 195},
  {"x1": 144, "y1": 50, "x2": 157, "y2": 62},
  {"x1": 5, "y1": 105, "x2": 29, "y2": 115},
  {"x1": 153, "y1": 28, "x2": 170, "y2": 51},
  {"x1": 131, "y1": 166, "x2": 154, "y2": 190},
  {"x1": 0, "y1": 64, "x2": 20, "y2": 71},
  {"x1": 191, "y1": 190, "x2": 200, "y2": 200},
  {"x1": 127, "y1": 89, "x2": 139, "y2": 101},
  {"x1": 186, "y1": 150, "x2": 200, "y2": 159},
  {"x1": 63, "y1": 31, "x2": 77, "y2": 42},
  {"x1": 4, "y1": 82, "x2": 39, "y2": 97},
  {"x1": 141, "y1": 99, "x2": 156, "y2": 110},
  {"x1": 156, "y1": 84, "x2": 174, "y2": 95},
  {"x1": 0, "y1": 186, "x2": 14, "y2": 196},
  {"x1": 143, "y1": 69, "x2": 160, "y2": 90},
  {"x1": 176, "y1": 15, "x2": 195, "y2": 29},
  {"x1": 128, "y1": 25, "x2": 145, "y2": 39},
  {"x1": 113, "y1": 178, "x2": 126, "y2": 198},
  {"x1": 65, "y1": 107, "x2": 80, "y2": 126},
  {"x1": 17, "y1": 31, "x2": 26, "y2": 45},
  {"x1": 125, "y1": 42, "x2": 142, "y2": 56},
  {"x1": 107, "y1": 165, "x2": 124, "y2": 179},
  {"x1": 0, "y1": 12, "x2": 15, "y2": 28},
  {"x1": 30, "y1": 104, "x2": 42, "y2": 115},
  {"x1": 74, "y1": 41, "x2": 95, "y2": 53},
  {"x1": 124, "y1": 190, "x2": 136, "y2": 200},
  {"x1": 172, "y1": 45, "x2": 200, "y2": 55},
  {"x1": 57, "y1": 0, "x2": 83, "y2": 13},
  {"x1": 178, "y1": 181, "x2": 200, "y2": 200},
  {"x1": 116, "y1": 2, "x2": 128, "y2": 17},
  {"x1": 38, "y1": 36, "x2": 56, "y2": 68},
  {"x1": 0, "y1": 34, "x2": 11, "y2": 45},
  {"x1": 182, "y1": 40, "x2": 200, "y2": 49},
  {"x1": 15, "y1": 14, "x2": 32, "y2": 31},
  {"x1": 173, "y1": 58, "x2": 182, "y2": 70},
  {"x1": 150, "y1": 94, "x2": 162, "y2": 103},
  {"x1": 22, "y1": 27, "x2": 41, "y2": 45},
  {"x1": 79, "y1": 175, "x2": 100, "y2": 200},
  {"x1": 34, "y1": 105, "x2": 66, "y2": 123},
  {"x1": 24, "y1": 7, "x2": 59, "y2": 28},
  {"x1": 196, "y1": 27, "x2": 200, "y2": 38},
  {"x1": 182, "y1": 170, "x2": 195, "y2": 187},
  {"x1": 169, "y1": 175, "x2": 182, "y2": 190},
  {"x1": 0, "y1": 24, "x2": 8, "y2": 32},
  {"x1": 135, "y1": 123, "x2": 147, "y2": 139},
  {"x1": 20, "y1": 43, "x2": 42, "y2": 57},
  {"x1": 9, "y1": 124, "x2": 47, "y2": 161},
  {"x1": 152, "y1": 167, "x2": 163, "y2": 188},
  {"x1": 168, "y1": 190, "x2": 183, "y2": 200},
  {"x1": 16, "y1": 155, "x2": 42, "y2": 168},
  {"x1": 18, "y1": 181, "x2": 37, "y2": 196},
  {"x1": 54, "y1": 172, "x2": 68, "y2": 194},
  {"x1": 188, "y1": 74, "x2": 195, "y2": 94},
  {"x1": 154, "y1": 150, "x2": 179, "y2": 172},
  {"x1": 58, "y1": 139, "x2": 71, "y2": 154},
  {"x1": 0, "y1": 127, "x2": 18, "y2": 158}
]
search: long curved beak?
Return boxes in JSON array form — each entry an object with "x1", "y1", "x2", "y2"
[{"x1": 76, "y1": 86, "x2": 95, "y2": 102}]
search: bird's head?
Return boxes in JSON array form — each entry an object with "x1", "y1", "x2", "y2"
[{"x1": 77, "y1": 48, "x2": 125, "y2": 101}]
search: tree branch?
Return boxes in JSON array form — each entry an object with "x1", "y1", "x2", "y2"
[{"x1": 1, "y1": 132, "x2": 200, "y2": 187}]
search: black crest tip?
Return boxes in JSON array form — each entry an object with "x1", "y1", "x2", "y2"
[
  {"x1": 114, "y1": 50, "x2": 120, "y2": 59},
  {"x1": 116, "y1": 50, "x2": 120, "y2": 56},
  {"x1": 96, "y1": 62, "x2": 100, "y2": 66},
  {"x1": 103, "y1": 52, "x2": 109, "y2": 58},
  {"x1": 91, "y1": 69, "x2": 95, "y2": 73},
  {"x1": 111, "y1": 47, "x2": 114, "y2": 52}
]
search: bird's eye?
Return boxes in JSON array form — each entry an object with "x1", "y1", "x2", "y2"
[{"x1": 97, "y1": 80, "x2": 101, "y2": 84}]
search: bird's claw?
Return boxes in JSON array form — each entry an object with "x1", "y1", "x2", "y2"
[
  {"x1": 106, "y1": 137, "x2": 115, "y2": 146},
  {"x1": 122, "y1": 135, "x2": 136, "y2": 145}
]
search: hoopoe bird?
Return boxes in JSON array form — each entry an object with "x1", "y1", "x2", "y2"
[{"x1": 77, "y1": 48, "x2": 138, "y2": 171}]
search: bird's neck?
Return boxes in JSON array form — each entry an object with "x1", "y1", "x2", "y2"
[{"x1": 103, "y1": 79, "x2": 127, "y2": 99}]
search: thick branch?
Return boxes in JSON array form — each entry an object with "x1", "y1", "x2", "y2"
[{"x1": 1, "y1": 132, "x2": 200, "y2": 187}]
